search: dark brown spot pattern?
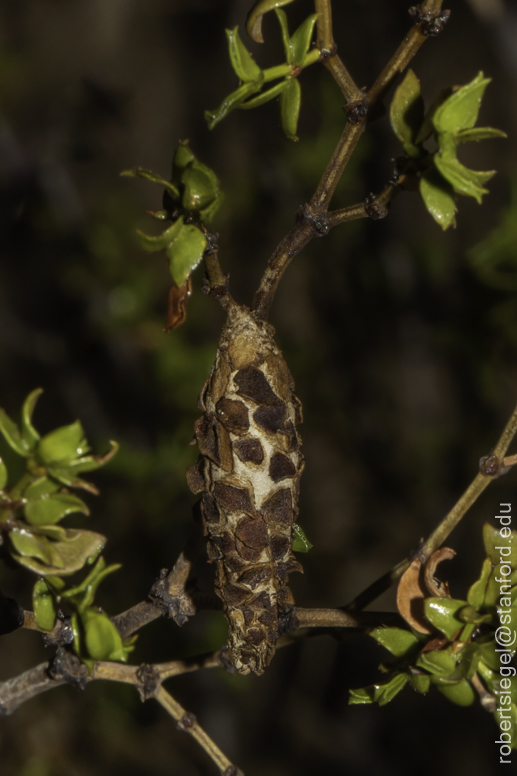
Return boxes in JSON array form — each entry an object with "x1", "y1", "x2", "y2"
[{"x1": 190, "y1": 303, "x2": 304, "y2": 676}]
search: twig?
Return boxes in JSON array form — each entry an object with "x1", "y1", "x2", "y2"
[
  {"x1": 345, "y1": 399, "x2": 517, "y2": 612},
  {"x1": 155, "y1": 686, "x2": 242, "y2": 776},
  {"x1": 315, "y1": 0, "x2": 363, "y2": 102},
  {"x1": 252, "y1": 0, "x2": 446, "y2": 320}
]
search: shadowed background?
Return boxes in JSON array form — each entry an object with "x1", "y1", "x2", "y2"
[{"x1": 1, "y1": 1, "x2": 517, "y2": 774}]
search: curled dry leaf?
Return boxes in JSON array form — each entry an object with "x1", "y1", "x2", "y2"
[
  {"x1": 397, "y1": 547, "x2": 456, "y2": 634},
  {"x1": 163, "y1": 277, "x2": 193, "y2": 332},
  {"x1": 424, "y1": 547, "x2": 455, "y2": 598},
  {"x1": 396, "y1": 558, "x2": 433, "y2": 634}
]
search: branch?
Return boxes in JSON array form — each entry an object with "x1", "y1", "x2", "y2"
[
  {"x1": 345, "y1": 399, "x2": 517, "y2": 612},
  {"x1": 252, "y1": 0, "x2": 447, "y2": 320},
  {"x1": 314, "y1": 0, "x2": 363, "y2": 102}
]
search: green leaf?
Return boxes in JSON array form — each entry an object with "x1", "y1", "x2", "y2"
[
  {"x1": 433, "y1": 677, "x2": 477, "y2": 706},
  {"x1": 32, "y1": 579, "x2": 56, "y2": 631},
  {"x1": 389, "y1": 69, "x2": 425, "y2": 158},
  {"x1": 292, "y1": 524, "x2": 313, "y2": 553},
  {"x1": 81, "y1": 607, "x2": 126, "y2": 662},
  {"x1": 181, "y1": 162, "x2": 219, "y2": 211},
  {"x1": 246, "y1": 0, "x2": 296, "y2": 43},
  {"x1": 409, "y1": 673, "x2": 431, "y2": 694},
  {"x1": 0, "y1": 457, "x2": 7, "y2": 490},
  {"x1": 275, "y1": 9, "x2": 293, "y2": 64},
  {"x1": 415, "y1": 87, "x2": 453, "y2": 145},
  {"x1": 38, "y1": 421, "x2": 89, "y2": 466},
  {"x1": 136, "y1": 217, "x2": 184, "y2": 252},
  {"x1": 120, "y1": 168, "x2": 180, "y2": 200},
  {"x1": 416, "y1": 648, "x2": 457, "y2": 677},
  {"x1": 291, "y1": 14, "x2": 319, "y2": 66},
  {"x1": 467, "y1": 556, "x2": 493, "y2": 609},
  {"x1": 349, "y1": 673, "x2": 408, "y2": 706},
  {"x1": 30, "y1": 524, "x2": 68, "y2": 541},
  {"x1": 21, "y1": 388, "x2": 42, "y2": 450},
  {"x1": 0, "y1": 407, "x2": 31, "y2": 457},
  {"x1": 77, "y1": 564, "x2": 121, "y2": 612},
  {"x1": 205, "y1": 81, "x2": 262, "y2": 130},
  {"x1": 23, "y1": 476, "x2": 61, "y2": 500},
  {"x1": 370, "y1": 627, "x2": 420, "y2": 658},
  {"x1": 434, "y1": 150, "x2": 495, "y2": 204},
  {"x1": 49, "y1": 440, "x2": 118, "y2": 478},
  {"x1": 226, "y1": 27, "x2": 263, "y2": 83},
  {"x1": 10, "y1": 527, "x2": 64, "y2": 568},
  {"x1": 239, "y1": 80, "x2": 289, "y2": 109},
  {"x1": 477, "y1": 638, "x2": 500, "y2": 672},
  {"x1": 199, "y1": 191, "x2": 224, "y2": 222},
  {"x1": 24, "y1": 493, "x2": 89, "y2": 526},
  {"x1": 166, "y1": 224, "x2": 207, "y2": 287},
  {"x1": 11, "y1": 528, "x2": 106, "y2": 576},
  {"x1": 420, "y1": 168, "x2": 457, "y2": 230},
  {"x1": 424, "y1": 597, "x2": 467, "y2": 639},
  {"x1": 433, "y1": 72, "x2": 491, "y2": 134},
  {"x1": 483, "y1": 522, "x2": 517, "y2": 567},
  {"x1": 280, "y1": 77, "x2": 301, "y2": 141},
  {"x1": 172, "y1": 143, "x2": 195, "y2": 176},
  {"x1": 456, "y1": 127, "x2": 507, "y2": 143}
]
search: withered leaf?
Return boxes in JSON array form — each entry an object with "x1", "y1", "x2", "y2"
[
  {"x1": 213, "y1": 482, "x2": 254, "y2": 513},
  {"x1": 424, "y1": 547, "x2": 455, "y2": 598},
  {"x1": 216, "y1": 398, "x2": 250, "y2": 434},
  {"x1": 253, "y1": 404, "x2": 287, "y2": 434},
  {"x1": 234, "y1": 367, "x2": 281, "y2": 406},
  {"x1": 234, "y1": 437, "x2": 264, "y2": 464},
  {"x1": 261, "y1": 489, "x2": 294, "y2": 526},
  {"x1": 396, "y1": 558, "x2": 433, "y2": 634},
  {"x1": 163, "y1": 278, "x2": 192, "y2": 332},
  {"x1": 269, "y1": 451, "x2": 296, "y2": 482}
]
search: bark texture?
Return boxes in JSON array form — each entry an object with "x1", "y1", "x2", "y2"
[{"x1": 187, "y1": 302, "x2": 304, "y2": 675}]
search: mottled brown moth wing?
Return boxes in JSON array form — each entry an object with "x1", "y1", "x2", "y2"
[{"x1": 187, "y1": 302, "x2": 304, "y2": 675}]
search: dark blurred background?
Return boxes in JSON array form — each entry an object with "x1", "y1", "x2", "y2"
[{"x1": 1, "y1": 1, "x2": 517, "y2": 774}]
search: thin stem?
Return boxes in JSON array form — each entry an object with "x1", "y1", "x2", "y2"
[
  {"x1": 315, "y1": 0, "x2": 333, "y2": 50},
  {"x1": 292, "y1": 608, "x2": 403, "y2": 629},
  {"x1": 310, "y1": 123, "x2": 365, "y2": 210},
  {"x1": 154, "y1": 686, "x2": 241, "y2": 776},
  {"x1": 253, "y1": 1, "x2": 446, "y2": 319},
  {"x1": 315, "y1": 0, "x2": 363, "y2": 101},
  {"x1": 345, "y1": 399, "x2": 517, "y2": 612},
  {"x1": 367, "y1": 0, "x2": 446, "y2": 105}
]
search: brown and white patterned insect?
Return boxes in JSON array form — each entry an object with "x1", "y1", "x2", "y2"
[{"x1": 187, "y1": 301, "x2": 304, "y2": 675}]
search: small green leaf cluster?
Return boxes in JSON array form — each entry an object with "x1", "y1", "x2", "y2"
[
  {"x1": 0, "y1": 390, "x2": 128, "y2": 665},
  {"x1": 390, "y1": 71, "x2": 506, "y2": 230},
  {"x1": 122, "y1": 143, "x2": 223, "y2": 287},
  {"x1": 205, "y1": 10, "x2": 319, "y2": 142},
  {"x1": 350, "y1": 524, "x2": 516, "y2": 749}
]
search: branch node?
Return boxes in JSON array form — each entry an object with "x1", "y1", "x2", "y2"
[
  {"x1": 135, "y1": 663, "x2": 161, "y2": 701},
  {"x1": 224, "y1": 767, "x2": 245, "y2": 776},
  {"x1": 295, "y1": 204, "x2": 329, "y2": 236},
  {"x1": 319, "y1": 42, "x2": 338, "y2": 62},
  {"x1": 149, "y1": 565, "x2": 196, "y2": 626},
  {"x1": 278, "y1": 605, "x2": 299, "y2": 636},
  {"x1": 48, "y1": 647, "x2": 88, "y2": 689},
  {"x1": 408, "y1": 5, "x2": 451, "y2": 37},
  {"x1": 176, "y1": 711, "x2": 197, "y2": 731},
  {"x1": 343, "y1": 96, "x2": 369, "y2": 125},
  {"x1": 42, "y1": 612, "x2": 74, "y2": 647},
  {"x1": 479, "y1": 453, "x2": 512, "y2": 478},
  {"x1": 364, "y1": 193, "x2": 389, "y2": 220}
]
